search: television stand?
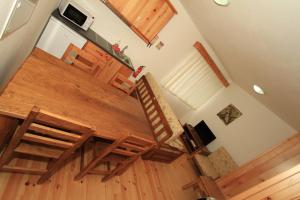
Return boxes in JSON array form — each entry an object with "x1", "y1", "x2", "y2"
[{"x1": 181, "y1": 124, "x2": 210, "y2": 156}]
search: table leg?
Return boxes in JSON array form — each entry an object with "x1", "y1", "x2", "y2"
[
  {"x1": 0, "y1": 115, "x2": 18, "y2": 152},
  {"x1": 74, "y1": 136, "x2": 126, "y2": 181}
]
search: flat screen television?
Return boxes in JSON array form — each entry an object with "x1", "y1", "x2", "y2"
[{"x1": 194, "y1": 120, "x2": 216, "y2": 145}]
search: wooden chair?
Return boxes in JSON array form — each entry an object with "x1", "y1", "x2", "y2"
[
  {"x1": 182, "y1": 176, "x2": 225, "y2": 200},
  {"x1": 111, "y1": 73, "x2": 136, "y2": 95},
  {"x1": 75, "y1": 134, "x2": 154, "y2": 182},
  {"x1": 0, "y1": 106, "x2": 94, "y2": 184},
  {"x1": 62, "y1": 44, "x2": 105, "y2": 75}
]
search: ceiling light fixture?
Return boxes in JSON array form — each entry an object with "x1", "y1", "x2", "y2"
[
  {"x1": 214, "y1": 0, "x2": 230, "y2": 6},
  {"x1": 253, "y1": 85, "x2": 265, "y2": 95}
]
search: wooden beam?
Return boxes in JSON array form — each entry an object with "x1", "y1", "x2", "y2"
[{"x1": 194, "y1": 41, "x2": 230, "y2": 87}]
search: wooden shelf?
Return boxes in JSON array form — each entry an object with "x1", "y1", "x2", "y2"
[{"x1": 181, "y1": 124, "x2": 210, "y2": 156}]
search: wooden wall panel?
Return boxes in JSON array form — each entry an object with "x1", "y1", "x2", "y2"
[
  {"x1": 217, "y1": 133, "x2": 300, "y2": 198},
  {"x1": 229, "y1": 164, "x2": 300, "y2": 200}
]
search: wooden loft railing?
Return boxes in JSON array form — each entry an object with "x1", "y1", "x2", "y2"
[
  {"x1": 136, "y1": 76, "x2": 173, "y2": 145},
  {"x1": 136, "y1": 76, "x2": 183, "y2": 163},
  {"x1": 217, "y1": 132, "x2": 300, "y2": 199}
]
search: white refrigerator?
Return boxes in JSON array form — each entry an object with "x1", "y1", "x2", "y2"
[{"x1": 36, "y1": 16, "x2": 87, "y2": 59}]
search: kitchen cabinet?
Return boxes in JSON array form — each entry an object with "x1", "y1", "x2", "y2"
[
  {"x1": 83, "y1": 41, "x2": 133, "y2": 83},
  {"x1": 105, "y1": 0, "x2": 177, "y2": 44}
]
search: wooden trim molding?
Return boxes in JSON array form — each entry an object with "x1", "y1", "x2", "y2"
[
  {"x1": 164, "y1": 0, "x2": 178, "y2": 14},
  {"x1": 194, "y1": 41, "x2": 230, "y2": 87}
]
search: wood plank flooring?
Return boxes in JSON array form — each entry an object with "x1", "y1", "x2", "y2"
[{"x1": 0, "y1": 154, "x2": 198, "y2": 200}]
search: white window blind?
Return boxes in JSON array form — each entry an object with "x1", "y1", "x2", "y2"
[{"x1": 163, "y1": 49, "x2": 223, "y2": 109}]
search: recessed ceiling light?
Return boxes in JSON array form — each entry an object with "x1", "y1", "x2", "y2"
[
  {"x1": 214, "y1": 0, "x2": 230, "y2": 6},
  {"x1": 253, "y1": 85, "x2": 265, "y2": 95}
]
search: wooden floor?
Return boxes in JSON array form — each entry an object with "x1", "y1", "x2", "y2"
[{"x1": 0, "y1": 154, "x2": 198, "y2": 200}]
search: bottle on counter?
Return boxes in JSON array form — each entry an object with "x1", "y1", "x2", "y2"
[{"x1": 133, "y1": 66, "x2": 145, "y2": 78}]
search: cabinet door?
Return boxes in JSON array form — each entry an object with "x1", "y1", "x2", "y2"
[
  {"x1": 83, "y1": 41, "x2": 113, "y2": 75},
  {"x1": 118, "y1": 65, "x2": 133, "y2": 78},
  {"x1": 96, "y1": 58, "x2": 123, "y2": 83},
  {"x1": 134, "y1": 0, "x2": 175, "y2": 42},
  {"x1": 107, "y1": 0, "x2": 148, "y2": 24},
  {"x1": 106, "y1": 0, "x2": 176, "y2": 44},
  {"x1": 83, "y1": 41, "x2": 112, "y2": 62}
]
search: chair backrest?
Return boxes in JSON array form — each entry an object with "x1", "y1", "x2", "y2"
[
  {"x1": 83, "y1": 41, "x2": 111, "y2": 63},
  {"x1": 62, "y1": 44, "x2": 100, "y2": 75},
  {"x1": 83, "y1": 41, "x2": 111, "y2": 76},
  {"x1": 0, "y1": 106, "x2": 94, "y2": 184},
  {"x1": 111, "y1": 73, "x2": 136, "y2": 95},
  {"x1": 21, "y1": 106, "x2": 93, "y2": 150}
]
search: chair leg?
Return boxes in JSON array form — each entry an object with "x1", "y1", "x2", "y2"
[
  {"x1": 38, "y1": 134, "x2": 92, "y2": 184},
  {"x1": 115, "y1": 157, "x2": 138, "y2": 176},
  {"x1": 102, "y1": 157, "x2": 138, "y2": 182},
  {"x1": 38, "y1": 149, "x2": 77, "y2": 184},
  {"x1": 0, "y1": 117, "x2": 18, "y2": 154},
  {"x1": 0, "y1": 131, "x2": 22, "y2": 168},
  {"x1": 74, "y1": 136, "x2": 126, "y2": 181},
  {"x1": 0, "y1": 108, "x2": 39, "y2": 168},
  {"x1": 80, "y1": 145, "x2": 85, "y2": 172},
  {"x1": 101, "y1": 165, "x2": 121, "y2": 182}
]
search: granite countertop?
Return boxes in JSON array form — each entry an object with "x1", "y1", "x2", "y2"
[{"x1": 52, "y1": 9, "x2": 134, "y2": 71}]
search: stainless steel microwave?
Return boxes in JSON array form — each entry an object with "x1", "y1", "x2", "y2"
[{"x1": 59, "y1": 0, "x2": 94, "y2": 31}]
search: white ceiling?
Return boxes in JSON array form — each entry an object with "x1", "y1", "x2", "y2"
[{"x1": 180, "y1": 0, "x2": 300, "y2": 130}]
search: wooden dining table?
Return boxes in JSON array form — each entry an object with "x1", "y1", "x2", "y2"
[{"x1": 0, "y1": 48, "x2": 154, "y2": 144}]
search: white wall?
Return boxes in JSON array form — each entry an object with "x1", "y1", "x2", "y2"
[
  {"x1": 0, "y1": 0, "x2": 61, "y2": 90},
  {"x1": 180, "y1": 83, "x2": 296, "y2": 165},
  {"x1": 75, "y1": 0, "x2": 233, "y2": 119},
  {"x1": 74, "y1": 0, "x2": 210, "y2": 82},
  {"x1": 180, "y1": 0, "x2": 300, "y2": 131}
]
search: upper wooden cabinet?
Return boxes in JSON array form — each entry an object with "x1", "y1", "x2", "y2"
[{"x1": 105, "y1": 0, "x2": 177, "y2": 44}]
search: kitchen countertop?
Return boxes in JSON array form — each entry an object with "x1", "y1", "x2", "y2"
[{"x1": 52, "y1": 9, "x2": 134, "y2": 71}]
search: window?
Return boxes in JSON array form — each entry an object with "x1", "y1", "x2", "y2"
[{"x1": 162, "y1": 48, "x2": 224, "y2": 109}]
